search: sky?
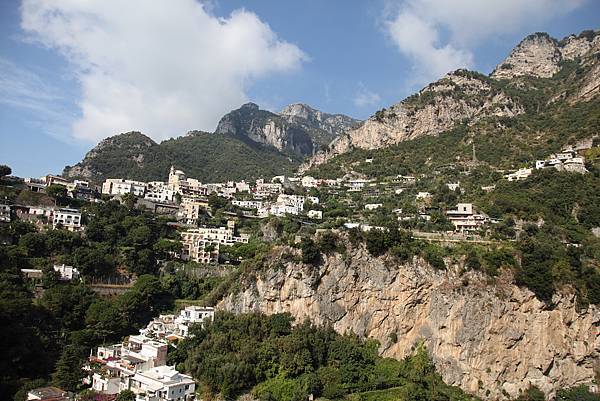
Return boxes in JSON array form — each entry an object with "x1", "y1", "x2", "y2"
[{"x1": 0, "y1": 0, "x2": 598, "y2": 177}]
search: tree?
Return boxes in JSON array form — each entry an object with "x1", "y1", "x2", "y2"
[
  {"x1": 52, "y1": 344, "x2": 87, "y2": 391},
  {"x1": 46, "y1": 184, "x2": 68, "y2": 206},
  {"x1": 0, "y1": 164, "x2": 11, "y2": 178},
  {"x1": 116, "y1": 389, "x2": 135, "y2": 401},
  {"x1": 516, "y1": 386, "x2": 545, "y2": 401},
  {"x1": 300, "y1": 238, "x2": 320, "y2": 264},
  {"x1": 121, "y1": 192, "x2": 137, "y2": 210}
]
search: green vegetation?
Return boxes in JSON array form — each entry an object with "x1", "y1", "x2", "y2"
[
  {"x1": 170, "y1": 312, "x2": 479, "y2": 401},
  {"x1": 64, "y1": 131, "x2": 299, "y2": 183}
]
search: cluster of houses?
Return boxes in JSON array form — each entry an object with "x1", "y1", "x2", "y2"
[
  {"x1": 1, "y1": 174, "x2": 94, "y2": 231},
  {"x1": 100, "y1": 167, "x2": 323, "y2": 222},
  {"x1": 0, "y1": 204, "x2": 84, "y2": 231},
  {"x1": 86, "y1": 305, "x2": 214, "y2": 401},
  {"x1": 505, "y1": 148, "x2": 587, "y2": 181},
  {"x1": 180, "y1": 220, "x2": 249, "y2": 264}
]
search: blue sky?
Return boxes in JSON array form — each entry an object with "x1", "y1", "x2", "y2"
[{"x1": 1, "y1": 0, "x2": 598, "y2": 177}]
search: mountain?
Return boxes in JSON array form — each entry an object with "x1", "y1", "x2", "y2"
[
  {"x1": 306, "y1": 29, "x2": 599, "y2": 169},
  {"x1": 215, "y1": 102, "x2": 358, "y2": 156},
  {"x1": 279, "y1": 103, "x2": 360, "y2": 150},
  {"x1": 64, "y1": 103, "x2": 357, "y2": 182},
  {"x1": 63, "y1": 130, "x2": 299, "y2": 183},
  {"x1": 491, "y1": 31, "x2": 599, "y2": 79}
]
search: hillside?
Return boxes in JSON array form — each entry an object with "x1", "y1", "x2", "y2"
[
  {"x1": 220, "y1": 242, "x2": 599, "y2": 401},
  {"x1": 64, "y1": 102, "x2": 357, "y2": 182},
  {"x1": 306, "y1": 30, "x2": 599, "y2": 169},
  {"x1": 63, "y1": 130, "x2": 299, "y2": 183}
]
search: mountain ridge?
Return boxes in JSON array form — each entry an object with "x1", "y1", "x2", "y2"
[
  {"x1": 63, "y1": 102, "x2": 357, "y2": 182},
  {"x1": 304, "y1": 29, "x2": 599, "y2": 170}
]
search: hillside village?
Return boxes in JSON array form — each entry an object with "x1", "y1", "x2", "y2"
[{"x1": 2, "y1": 27, "x2": 600, "y2": 401}]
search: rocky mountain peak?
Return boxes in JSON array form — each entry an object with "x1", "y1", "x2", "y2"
[
  {"x1": 215, "y1": 102, "x2": 358, "y2": 156},
  {"x1": 491, "y1": 29, "x2": 599, "y2": 80},
  {"x1": 491, "y1": 32, "x2": 561, "y2": 79},
  {"x1": 240, "y1": 102, "x2": 260, "y2": 111},
  {"x1": 280, "y1": 103, "x2": 319, "y2": 120}
]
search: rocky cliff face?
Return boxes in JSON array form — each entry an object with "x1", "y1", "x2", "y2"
[
  {"x1": 220, "y1": 246, "x2": 600, "y2": 400},
  {"x1": 305, "y1": 30, "x2": 599, "y2": 170},
  {"x1": 491, "y1": 31, "x2": 600, "y2": 80},
  {"x1": 215, "y1": 103, "x2": 357, "y2": 156},
  {"x1": 305, "y1": 70, "x2": 524, "y2": 168},
  {"x1": 279, "y1": 103, "x2": 360, "y2": 149}
]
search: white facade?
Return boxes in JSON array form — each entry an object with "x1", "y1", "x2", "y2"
[
  {"x1": 53, "y1": 264, "x2": 80, "y2": 281},
  {"x1": 175, "y1": 306, "x2": 215, "y2": 337},
  {"x1": 102, "y1": 179, "x2": 147, "y2": 196},
  {"x1": 145, "y1": 189, "x2": 175, "y2": 203},
  {"x1": 141, "y1": 306, "x2": 215, "y2": 341},
  {"x1": 365, "y1": 203, "x2": 382, "y2": 210},
  {"x1": 505, "y1": 168, "x2": 532, "y2": 181},
  {"x1": 125, "y1": 365, "x2": 195, "y2": 401},
  {"x1": 232, "y1": 200, "x2": 263, "y2": 209},
  {"x1": 0, "y1": 204, "x2": 10, "y2": 222},
  {"x1": 53, "y1": 208, "x2": 82, "y2": 231},
  {"x1": 446, "y1": 203, "x2": 487, "y2": 232},
  {"x1": 301, "y1": 176, "x2": 318, "y2": 188},
  {"x1": 307, "y1": 210, "x2": 323, "y2": 220},
  {"x1": 178, "y1": 198, "x2": 208, "y2": 225},
  {"x1": 181, "y1": 221, "x2": 249, "y2": 263},
  {"x1": 269, "y1": 194, "x2": 306, "y2": 216}
]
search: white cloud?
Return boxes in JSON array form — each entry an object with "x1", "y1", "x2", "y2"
[
  {"x1": 354, "y1": 83, "x2": 381, "y2": 108},
  {"x1": 20, "y1": 0, "x2": 308, "y2": 143},
  {"x1": 384, "y1": 0, "x2": 587, "y2": 83}
]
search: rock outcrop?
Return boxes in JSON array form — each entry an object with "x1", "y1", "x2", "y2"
[
  {"x1": 305, "y1": 70, "x2": 523, "y2": 168},
  {"x1": 491, "y1": 30, "x2": 600, "y2": 80},
  {"x1": 215, "y1": 102, "x2": 357, "y2": 156},
  {"x1": 305, "y1": 30, "x2": 599, "y2": 170},
  {"x1": 220, "y1": 246, "x2": 600, "y2": 400}
]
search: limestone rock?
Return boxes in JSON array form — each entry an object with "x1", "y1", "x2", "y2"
[{"x1": 220, "y1": 246, "x2": 599, "y2": 400}]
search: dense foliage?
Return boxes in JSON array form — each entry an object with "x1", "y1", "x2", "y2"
[
  {"x1": 63, "y1": 131, "x2": 299, "y2": 183},
  {"x1": 171, "y1": 312, "x2": 478, "y2": 401}
]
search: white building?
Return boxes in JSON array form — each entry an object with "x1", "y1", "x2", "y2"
[
  {"x1": 27, "y1": 387, "x2": 71, "y2": 401},
  {"x1": 175, "y1": 306, "x2": 215, "y2": 337},
  {"x1": 178, "y1": 197, "x2": 209, "y2": 225},
  {"x1": 125, "y1": 365, "x2": 195, "y2": 401},
  {"x1": 416, "y1": 192, "x2": 432, "y2": 200},
  {"x1": 53, "y1": 208, "x2": 82, "y2": 231},
  {"x1": 53, "y1": 264, "x2": 80, "y2": 281},
  {"x1": 269, "y1": 194, "x2": 306, "y2": 216},
  {"x1": 0, "y1": 204, "x2": 10, "y2": 222},
  {"x1": 102, "y1": 179, "x2": 147, "y2": 197},
  {"x1": 307, "y1": 210, "x2": 323, "y2": 220},
  {"x1": 145, "y1": 188, "x2": 176, "y2": 203},
  {"x1": 255, "y1": 179, "x2": 283, "y2": 197},
  {"x1": 140, "y1": 306, "x2": 215, "y2": 341},
  {"x1": 563, "y1": 157, "x2": 587, "y2": 173},
  {"x1": 181, "y1": 221, "x2": 249, "y2": 263},
  {"x1": 446, "y1": 203, "x2": 487, "y2": 232},
  {"x1": 90, "y1": 336, "x2": 168, "y2": 395},
  {"x1": 301, "y1": 176, "x2": 318, "y2": 188},
  {"x1": 232, "y1": 200, "x2": 263, "y2": 210},
  {"x1": 364, "y1": 203, "x2": 382, "y2": 211},
  {"x1": 446, "y1": 182, "x2": 460, "y2": 191},
  {"x1": 505, "y1": 168, "x2": 532, "y2": 181}
]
